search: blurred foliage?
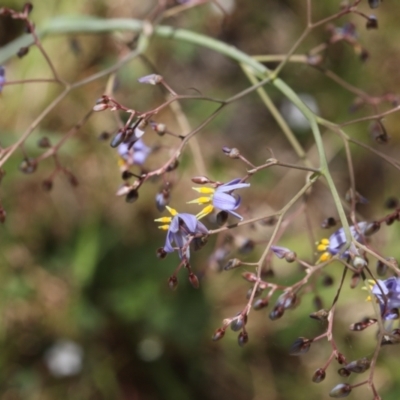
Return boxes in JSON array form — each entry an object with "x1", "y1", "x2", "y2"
[{"x1": 0, "y1": 0, "x2": 400, "y2": 399}]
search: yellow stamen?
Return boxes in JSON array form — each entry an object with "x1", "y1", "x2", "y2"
[
  {"x1": 187, "y1": 196, "x2": 212, "y2": 205},
  {"x1": 118, "y1": 158, "x2": 126, "y2": 168},
  {"x1": 192, "y1": 187, "x2": 215, "y2": 194},
  {"x1": 166, "y1": 206, "x2": 178, "y2": 216},
  {"x1": 317, "y1": 252, "x2": 331, "y2": 263},
  {"x1": 158, "y1": 225, "x2": 170, "y2": 231},
  {"x1": 196, "y1": 205, "x2": 214, "y2": 220},
  {"x1": 154, "y1": 216, "x2": 172, "y2": 223}
]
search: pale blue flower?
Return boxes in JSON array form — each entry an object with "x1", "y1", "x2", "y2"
[
  {"x1": 118, "y1": 138, "x2": 151, "y2": 166},
  {"x1": 372, "y1": 277, "x2": 400, "y2": 320}
]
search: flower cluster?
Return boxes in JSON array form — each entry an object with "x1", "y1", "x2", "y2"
[{"x1": 118, "y1": 138, "x2": 151, "y2": 167}]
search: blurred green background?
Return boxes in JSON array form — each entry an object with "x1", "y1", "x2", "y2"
[{"x1": 1, "y1": 0, "x2": 400, "y2": 399}]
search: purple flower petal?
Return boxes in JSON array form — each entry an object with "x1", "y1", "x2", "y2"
[
  {"x1": 216, "y1": 179, "x2": 250, "y2": 193},
  {"x1": 213, "y1": 192, "x2": 240, "y2": 211}
]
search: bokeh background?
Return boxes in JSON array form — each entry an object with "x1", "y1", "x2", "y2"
[{"x1": 0, "y1": 0, "x2": 400, "y2": 399}]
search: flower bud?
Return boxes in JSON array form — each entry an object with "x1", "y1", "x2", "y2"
[
  {"x1": 321, "y1": 217, "x2": 337, "y2": 229},
  {"x1": 253, "y1": 298, "x2": 269, "y2": 310},
  {"x1": 191, "y1": 176, "x2": 211, "y2": 184},
  {"x1": 364, "y1": 221, "x2": 380, "y2": 236},
  {"x1": 19, "y1": 158, "x2": 37, "y2": 174},
  {"x1": 93, "y1": 103, "x2": 108, "y2": 112},
  {"x1": 366, "y1": 15, "x2": 378, "y2": 30},
  {"x1": 329, "y1": 383, "x2": 352, "y2": 398},
  {"x1": 110, "y1": 131, "x2": 125, "y2": 148},
  {"x1": 242, "y1": 272, "x2": 257, "y2": 283},
  {"x1": 344, "y1": 357, "x2": 370, "y2": 374},
  {"x1": 17, "y1": 46, "x2": 29, "y2": 58},
  {"x1": 150, "y1": 122, "x2": 167, "y2": 135},
  {"x1": 285, "y1": 251, "x2": 297, "y2": 263},
  {"x1": 246, "y1": 286, "x2": 263, "y2": 300},
  {"x1": 276, "y1": 291, "x2": 296, "y2": 310},
  {"x1": 289, "y1": 337, "x2": 311, "y2": 355},
  {"x1": 369, "y1": 120, "x2": 389, "y2": 144},
  {"x1": 269, "y1": 305, "x2": 284, "y2": 320},
  {"x1": 125, "y1": 189, "x2": 139, "y2": 203},
  {"x1": 230, "y1": 314, "x2": 247, "y2": 332},
  {"x1": 212, "y1": 328, "x2": 225, "y2": 341},
  {"x1": 312, "y1": 368, "x2": 326, "y2": 383},
  {"x1": 188, "y1": 272, "x2": 199, "y2": 289},
  {"x1": 376, "y1": 259, "x2": 388, "y2": 276},
  {"x1": 168, "y1": 275, "x2": 178, "y2": 290},
  {"x1": 309, "y1": 309, "x2": 329, "y2": 321},
  {"x1": 155, "y1": 191, "x2": 170, "y2": 212},
  {"x1": 138, "y1": 74, "x2": 162, "y2": 85},
  {"x1": 237, "y1": 331, "x2": 248, "y2": 347},
  {"x1": 156, "y1": 247, "x2": 167, "y2": 259},
  {"x1": 337, "y1": 368, "x2": 351, "y2": 377},
  {"x1": 37, "y1": 137, "x2": 51, "y2": 148},
  {"x1": 223, "y1": 258, "x2": 242, "y2": 271},
  {"x1": 368, "y1": 0, "x2": 380, "y2": 9},
  {"x1": 349, "y1": 318, "x2": 376, "y2": 331}
]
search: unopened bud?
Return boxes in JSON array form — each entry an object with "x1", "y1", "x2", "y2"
[
  {"x1": 166, "y1": 159, "x2": 179, "y2": 172},
  {"x1": 269, "y1": 305, "x2": 284, "y2": 320},
  {"x1": 93, "y1": 103, "x2": 108, "y2": 112},
  {"x1": 19, "y1": 158, "x2": 37, "y2": 174},
  {"x1": 37, "y1": 137, "x2": 51, "y2": 148},
  {"x1": 376, "y1": 259, "x2": 388, "y2": 276},
  {"x1": 349, "y1": 318, "x2": 377, "y2": 331},
  {"x1": 344, "y1": 357, "x2": 370, "y2": 374},
  {"x1": 212, "y1": 328, "x2": 226, "y2": 341},
  {"x1": 237, "y1": 331, "x2": 248, "y2": 347},
  {"x1": 242, "y1": 272, "x2": 257, "y2": 283},
  {"x1": 125, "y1": 189, "x2": 139, "y2": 203},
  {"x1": 188, "y1": 272, "x2": 199, "y2": 289},
  {"x1": 156, "y1": 247, "x2": 167, "y2": 259},
  {"x1": 285, "y1": 251, "x2": 297, "y2": 263},
  {"x1": 312, "y1": 368, "x2": 326, "y2": 383},
  {"x1": 309, "y1": 309, "x2": 329, "y2": 321},
  {"x1": 329, "y1": 383, "x2": 352, "y2": 398},
  {"x1": 138, "y1": 74, "x2": 163, "y2": 85},
  {"x1": 150, "y1": 122, "x2": 167, "y2": 135},
  {"x1": 369, "y1": 120, "x2": 389, "y2": 144},
  {"x1": 276, "y1": 291, "x2": 296, "y2": 310},
  {"x1": 110, "y1": 131, "x2": 125, "y2": 148},
  {"x1": 168, "y1": 275, "x2": 178, "y2": 290},
  {"x1": 223, "y1": 258, "x2": 242, "y2": 271},
  {"x1": 191, "y1": 176, "x2": 211, "y2": 184},
  {"x1": 337, "y1": 368, "x2": 351, "y2": 377},
  {"x1": 364, "y1": 221, "x2": 380, "y2": 236},
  {"x1": 253, "y1": 298, "x2": 269, "y2": 310},
  {"x1": 231, "y1": 314, "x2": 247, "y2": 332},
  {"x1": 366, "y1": 15, "x2": 378, "y2": 30},
  {"x1": 289, "y1": 337, "x2": 311, "y2": 356},
  {"x1": 368, "y1": 0, "x2": 380, "y2": 9},
  {"x1": 17, "y1": 46, "x2": 29, "y2": 58}
]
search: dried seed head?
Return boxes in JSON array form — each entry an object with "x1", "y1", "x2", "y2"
[
  {"x1": 344, "y1": 357, "x2": 370, "y2": 374},
  {"x1": 188, "y1": 272, "x2": 199, "y2": 289},
  {"x1": 253, "y1": 298, "x2": 269, "y2": 310},
  {"x1": 237, "y1": 331, "x2": 249, "y2": 347},
  {"x1": 289, "y1": 337, "x2": 311, "y2": 356},
  {"x1": 312, "y1": 368, "x2": 326, "y2": 383},
  {"x1": 242, "y1": 272, "x2": 257, "y2": 283},
  {"x1": 212, "y1": 328, "x2": 225, "y2": 341},
  {"x1": 168, "y1": 275, "x2": 178, "y2": 290},
  {"x1": 329, "y1": 383, "x2": 352, "y2": 398}
]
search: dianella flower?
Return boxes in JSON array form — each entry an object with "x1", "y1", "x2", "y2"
[
  {"x1": 118, "y1": 138, "x2": 151, "y2": 167},
  {"x1": 0, "y1": 66, "x2": 5, "y2": 93},
  {"x1": 155, "y1": 206, "x2": 208, "y2": 259},
  {"x1": 316, "y1": 222, "x2": 368, "y2": 263},
  {"x1": 188, "y1": 179, "x2": 250, "y2": 221},
  {"x1": 369, "y1": 277, "x2": 400, "y2": 320}
]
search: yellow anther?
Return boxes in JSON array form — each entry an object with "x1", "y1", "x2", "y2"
[
  {"x1": 187, "y1": 197, "x2": 212, "y2": 205},
  {"x1": 317, "y1": 252, "x2": 331, "y2": 263},
  {"x1": 118, "y1": 158, "x2": 126, "y2": 168},
  {"x1": 317, "y1": 243, "x2": 328, "y2": 252},
  {"x1": 154, "y1": 216, "x2": 172, "y2": 223},
  {"x1": 158, "y1": 225, "x2": 170, "y2": 231},
  {"x1": 166, "y1": 206, "x2": 178, "y2": 216},
  {"x1": 196, "y1": 205, "x2": 214, "y2": 220},
  {"x1": 192, "y1": 187, "x2": 215, "y2": 194}
]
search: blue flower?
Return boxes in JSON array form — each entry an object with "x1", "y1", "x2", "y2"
[
  {"x1": 155, "y1": 206, "x2": 208, "y2": 259},
  {"x1": 188, "y1": 179, "x2": 250, "y2": 220},
  {"x1": 118, "y1": 138, "x2": 151, "y2": 166},
  {"x1": 0, "y1": 66, "x2": 5, "y2": 93},
  {"x1": 371, "y1": 277, "x2": 400, "y2": 320},
  {"x1": 316, "y1": 222, "x2": 368, "y2": 263}
]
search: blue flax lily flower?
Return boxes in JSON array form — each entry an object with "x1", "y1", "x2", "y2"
[
  {"x1": 155, "y1": 206, "x2": 208, "y2": 259},
  {"x1": 0, "y1": 66, "x2": 5, "y2": 93},
  {"x1": 188, "y1": 179, "x2": 250, "y2": 221},
  {"x1": 369, "y1": 277, "x2": 400, "y2": 320},
  {"x1": 118, "y1": 138, "x2": 151, "y2": 167},
  {"x1": 316, "y1": 222, "x2": 368, "y2": 263}
]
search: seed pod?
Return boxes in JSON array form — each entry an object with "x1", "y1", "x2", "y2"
[
  {"x1": 212, "y1": 328, "x2": 225, "y2": 341},
  {"x1": 253, "y1": 298, "x2": 269, "y2": 310},
  {"x1": 344, "y1": 357, "x2": 370, "y2": 373},
  {"x1": 168, "y1": 275, "x2": 178, "y2": 290},
  {"x1": 238, "y1": 331, "x2": 249, "y2": 347},
  {"x1": 188, "y1": 273, "x2": 199, "y2": 289},
  {"x1": 329, "y1": 383, "x2": 352, "y2": 398},
  {"x1": 289, "y1": 337, "x2": 311, "y2": 356},
  {"x1": 312, "y1": 368, "x2": 326, "y2": 383}
]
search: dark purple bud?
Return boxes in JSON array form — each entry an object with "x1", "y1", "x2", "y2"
[
  {"x1": 336, "y1": 353, "x2": 346, "y2": 365},
  {"x1": 385, "y1": 197, "x2": 399, "y2": 209},
  {"x1": 349, "y1": 317, "x2": 377, "y2": 331},
  {"x1": 309, "y1": 309, "x2": 329, "y2": 321},
  {"x1": 166, "y1": 159, "x2": 179, "y2": 172},
  {"x1": 188, "y1": 272, "x2": 199, "y2": 289},
  {"x1": 37, "y1": 137, "x2": 51, "y2": 148},
  {"x1": 329, "y1": 383, "x2": 352, "y2": 398},
  {"x1": 344, "y1": 357, "x2": 370, "y2": 373},
  {"x1": 366, "y1": 15, "x2": 378, "y2": 30},
  {"x1": 337, "y1": 368, "x2": 351, "y2": 377},
  {"x1": 110, "y1": 131, "x2": 125, "y2": 148},
  {"x1": 237, "y1": 331, "x2": 248, "y2": 347},
  {"x1": 231, "y1": 314, "x2": 247, "y2": 332},
  {"x1": 222, "y1": 146, "x2": 231, "y2": 154},
  {"x1": 321, "y1": 217, "x2": 337, "y2": 229},
  {"x1": 269, "y1": 305, "x2": 284, "y2": 320},
  {"x1": 19, "y1": 158, "x2": 37, "y2": 174},
  {"x1": 289, "y1": 337, "x2": 311, "y2": 355},
  {"x1": 246, "y1": 286, "x2": 263, "y2": 300},
  {"x1": 125, "y1": 189, "x2": 139, "y2": 203},
  {"x1": 212, "y1": 328, "x2": 226, "y2": 341},
  {"x1": 276, "y1": 291, "x2": 296, "y2": 310},
  {"x1": 17, "y1": 46, "x2": 29, "y2": 58},
  {"x1": 312, "y1": 368, "x2": 326, "y2": 383},
  {"x1": 168, "y1": 275, "x2": 178, "y2": 290},
  {"x1": 322, "y1": 274, "x2": 334, "y2": 286},
  {"x1": 42, "y1": 179, "x2": 53, "y2": 191},
  {"x1": 253, "y1": 298, "x2": 269, "y2": 310},
  {"x1": 223, "y1": 258, "x2": 242, "y2": 271},
  {"x1": 368, "y1": 0, "x2": 380, "y2": 9},
  {"x1": 191, "y1": 176, "x2": 211, "y2": 184},
  {"x1": 0, "y1": 207, "x2": 6, "y2": 224}
]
